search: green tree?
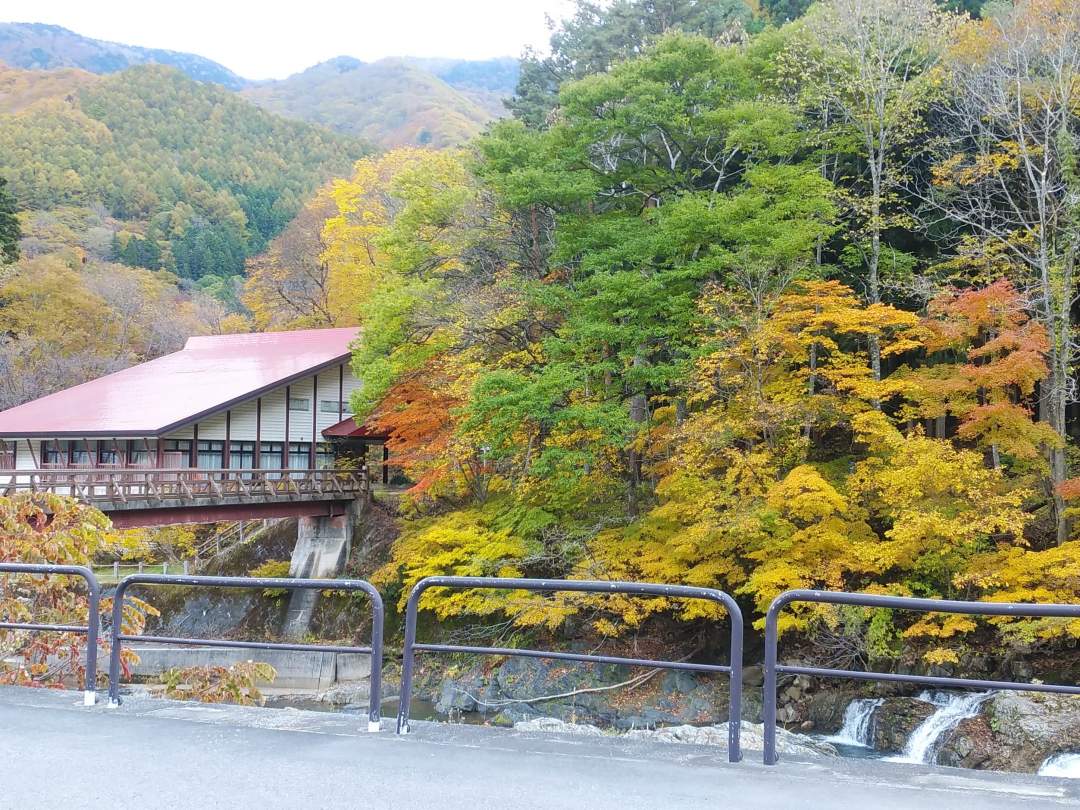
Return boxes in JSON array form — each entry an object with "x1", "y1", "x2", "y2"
[
  {"x1": 508, "y1": 0, "x2": 754, "y2": 127},
  {"x1": 0, "y1": 176, "x2": 20, "y2": 264}
]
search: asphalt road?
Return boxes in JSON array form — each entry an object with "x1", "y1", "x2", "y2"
[{"x1": 0, "y1": 687, "x2": 1076, "y2": 809}]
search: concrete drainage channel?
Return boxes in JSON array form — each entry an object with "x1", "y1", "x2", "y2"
[{"x1": 3, "y1": 563, "x2": 1080, "y2": 774}]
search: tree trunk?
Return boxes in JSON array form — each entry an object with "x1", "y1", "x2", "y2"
[{"x1": 626, "y1": 350, "x2": 648, "y2": 518}]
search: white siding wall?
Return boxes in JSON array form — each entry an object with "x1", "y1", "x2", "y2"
[
  {"x1": 230, "y1": 399, "x2": 258, "y2": 442},
  {"x1": 288, "y1": 378, "x2": 315, "y2": 443},
  {"x1": 197, "y1": 411, "x2": 228, "y2": 441},
  {"x1": 15, "y1": 440, "x2": 40, "y2": 471},
  {"x1": 342, "y1": 366, "x2": 363, "y2": 415},
  {"x1": 163, "y1": 425, "x2": 194, "y2": 440},
  {"x1": 314, "y1": 365, "x2": 347, "y2": 432},
  {"x1": 260, "y1": 387, "x2": 287, "y2": 444}
]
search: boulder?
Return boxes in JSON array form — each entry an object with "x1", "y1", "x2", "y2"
[
  {"x1": 806, "y1": 689, "x2": 860, "y2": 735},
  {"x1": 936, "y1": 716, "x2": 995, "y2": 770},
  {"x1": 514, "y1": 717, "x2": 606, "y2": 736},
  {"x1": 871, "y1": 696, "x2": 936, "y2": 753},
  {"x1": 939, "y1": 692, "x2": 1080, "y2": 773}
]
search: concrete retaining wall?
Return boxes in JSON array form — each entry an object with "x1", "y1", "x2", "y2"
[{"x1": 125, "y1": 646, "x2": 372, "y2": 691}]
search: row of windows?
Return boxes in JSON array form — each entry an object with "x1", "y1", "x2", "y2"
[
  {"x1": 287, "y1": 398, "x2": 348, "y2": 415},
  {"x1": 39, "y1": 440, "x2": 336, "y2": 469}
]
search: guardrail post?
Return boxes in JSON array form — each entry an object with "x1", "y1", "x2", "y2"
[
  {"x1": 107, "y1": 576, "x2": 129, "y2": 706},
  {"x1": 396, "y1": 582, "x2": 422, "y2": 734},
  {"x1": 113, "y1": 561, "x2": 119, "y2": 579},
  {"x1": 762, "y1": 597, "x2": 782, "y2": 765},
  {"x1": 367, "y1": 587, "x2": 385, "y2": 732}
]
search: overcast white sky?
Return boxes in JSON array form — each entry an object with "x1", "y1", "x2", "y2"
[{"x1": 4, "y1": 0, "x2": 576, "y2": 80}]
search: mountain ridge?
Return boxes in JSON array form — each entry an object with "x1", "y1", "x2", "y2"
[
  {"x1": 0, "y1": 22, "x2": 248, "y2": 89},
  {"x1": 0, "y1": 22, "x2": 519, "y2": 148}
]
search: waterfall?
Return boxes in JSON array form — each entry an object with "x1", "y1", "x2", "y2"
[
  {"x1": 1039, "y1": 753, "x2": 1080, "y2": 779},
  {"x1": 886, "y1": 691, "x2": 993, "y2": 765},
  {"x1": 821, "y1": 698, "x2": 883, "y2": 747}
]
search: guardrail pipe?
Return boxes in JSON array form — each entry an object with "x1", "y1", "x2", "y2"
[
  {"x1": 762, "y1": 589, "x2": 1080, "y2": 765},
  {"x1": 0, "y1": 563, "x2": 101, "y2": 705},
  {"x1": 396, "y1": 576, "x2": 744, "y2": 763},
  {"x1": 107, "y1": 573, "x2": 384, "y2": 731}
]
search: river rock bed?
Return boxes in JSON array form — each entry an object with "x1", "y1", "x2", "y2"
[{"x1": 513, "y1": 716, "x2": 839, "y2": 758}]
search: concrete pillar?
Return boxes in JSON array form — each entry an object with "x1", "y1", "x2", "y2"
[{"x1": 281, "y1": 499, "x2": 363, "y2": 640}]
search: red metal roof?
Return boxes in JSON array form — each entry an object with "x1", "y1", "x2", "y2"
[
  {"x1": 322, "y1": 416, "x2": 387, "y2": 440},
  {"x1": 0, "y1": 327, "x2": 359, "y2": 437}
]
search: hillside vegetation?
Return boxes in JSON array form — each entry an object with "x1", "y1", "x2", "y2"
[
  {"x1": 243, "y1": 57, "x2": 501, "y2": 148},
  {"x1": 0, "y1": 63, "x2": 366, "y2": 285}
]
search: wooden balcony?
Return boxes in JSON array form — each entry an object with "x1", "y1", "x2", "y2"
[{"x1": 0, "y1": 467, "x2": 371, "y2": 527}]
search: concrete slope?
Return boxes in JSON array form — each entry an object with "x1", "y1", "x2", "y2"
[{"x1": 0, "y1": 687, "x2": 1076, "y2": 810}]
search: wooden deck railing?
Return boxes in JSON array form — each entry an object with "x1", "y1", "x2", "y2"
[{"x1": 0, "y1": 467, "x2": 368, "y2": 506}]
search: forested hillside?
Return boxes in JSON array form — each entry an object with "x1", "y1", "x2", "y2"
[
  {"x1": 242, "y1": 57, "x2": 501, "y2": 148},
  {"x1": 0, "y1": 62, "x2": 366, "y2": 406},
  {"x1": 0, "y1": 22, "x2": 247, "y2": 88},
  {"x1": 0, "y1": 64, "x2": 366, "y2": 283},
  {"x1": 263, "y1": 0, "x2": 1080, "y2": 675}
]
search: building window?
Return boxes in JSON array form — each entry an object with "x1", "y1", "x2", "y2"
[
  {"x1": 97, "y1": 442, "x2": 119, "y2": 466},
  {"x1": 127, "y1": 441, "x2": 153, "y2": 468},
  {"x1": 0, "y1": 442, "x2": 14, "y2": 470},
  {"x1": 162, "y1": 439, "x2": 191, "y2": 468},
  {"x1": 259, "y1": 442, "x2": 284, "y2": 471},
  {"x1": 319, "y1": 399, "x2": 344, "y2": 414},
  {"x1": 69, "y1": 441, "x2": 92, "y2": 467},
  {"x1": 43, "y1": 443, "x2": 64, "y2": 466},
  {"x1": 230, "y1": 441, "x2": 255, "y2": 470},
  {"x1": 197, "y1": 440, "x2": 224, "y2": 470},
  {"x1": 288, "y1": 442, "x2": 311, "y2": 471},
  {"x1": 316, "y1": 442, "x2": 335, "y2": 469},
  {"x1": 288, "y1": 397, "x2": 310, "y2": 412}
]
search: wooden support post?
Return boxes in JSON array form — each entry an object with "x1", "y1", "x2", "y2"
[
  {"x1": 255, "y1": 397, "x2": 262, "y2": 469},
  {"x1": 311, "y1": 374, "x2": 318, "y2": 470}
]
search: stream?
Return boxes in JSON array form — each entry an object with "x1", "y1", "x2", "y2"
[{"x1": 816, "y1": 690, "x2": 1079, "y2": 779}]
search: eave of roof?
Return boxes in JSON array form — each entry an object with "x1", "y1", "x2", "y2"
[{"x1": 322, "y1": 415, "x2": 388, "y2": 440}]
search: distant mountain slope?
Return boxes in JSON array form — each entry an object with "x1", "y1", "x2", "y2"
[
  {"x1": 0, "y1": 62, "x2": 97, "y2": 113},
  {"x1": 0, "y1": 63, "x2": 367, "y2": 284},
  {"x1": 0, "y1": 22, "x2": 247, "y2": 89},
  {"x1": 406, "y1": 57, "x2": 518, "y2": 120},
  {"x1": 243, "y1": 57, "x2": 505, "y2": 149}
]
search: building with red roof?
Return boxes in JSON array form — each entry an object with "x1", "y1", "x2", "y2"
[{"x1": 0, "y1": 327, "x2": 383, "y2": 475}]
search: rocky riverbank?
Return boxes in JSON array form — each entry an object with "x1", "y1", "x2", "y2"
[
  {"x1": 420, "y1": 655, "x2": 764, "y2": 729},
  {"x1": 422, "y1": 657, "x2": 1080, "y2": 775}
]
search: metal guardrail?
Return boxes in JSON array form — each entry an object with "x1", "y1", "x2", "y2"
[
  {"x1": 762, "y1": 589, "x2": 1080, "y2": 765},
  {"x1": 0, "y1": 562, "x2": 101, "y2": 706},
  {"x1": 106, "y1": 573, "x2": 384, "y2": 731},
  {"x1": 396, "y1": 576, "x2": 745, "y2": 762}
]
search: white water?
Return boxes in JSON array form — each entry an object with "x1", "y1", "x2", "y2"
[
  {"x1": 821, "y1": 698, "x2": 883, "y2": 747},
  {"x1": 1039, "y1": 753, "x2": 1080, "y2": 779},
  {"x1": 886, "y1": 691, "x2": 993, "y2": 765}
]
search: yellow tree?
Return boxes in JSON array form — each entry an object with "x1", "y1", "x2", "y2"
[{"x1": 0, "y1": 494, "x2": 156, "y2": 689}]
